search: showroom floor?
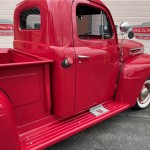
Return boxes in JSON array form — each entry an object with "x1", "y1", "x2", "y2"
[{"x1": 47, "y1": 106, "x2": 150, "y2": 150}]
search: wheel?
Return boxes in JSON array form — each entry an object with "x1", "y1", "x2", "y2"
[{"x1": 133, "y1": 79, "x2": 150, "y2": 110}]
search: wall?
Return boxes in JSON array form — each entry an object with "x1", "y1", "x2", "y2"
[
  {"x1": 0, "y1": 0, "x2": 21, "y2": 48},
  {"x1": 103, "y1": 0, "x2": 150, "y2": 53}
]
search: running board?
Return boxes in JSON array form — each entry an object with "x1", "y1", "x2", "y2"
[{"x1": 19, "y1": 101, "x2": 130, "y2": 150}]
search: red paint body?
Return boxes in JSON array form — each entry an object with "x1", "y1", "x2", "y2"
[{"x1": 0, "y1": 0, "x2": 149, "y2": 149}]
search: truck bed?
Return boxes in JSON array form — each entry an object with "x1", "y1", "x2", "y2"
[
  {"x1": 0, "y1": 48, "x2": 53, "y2": 126},
  {"x1": 0, "y1": 48, "x2": 52, "y2": 66}
]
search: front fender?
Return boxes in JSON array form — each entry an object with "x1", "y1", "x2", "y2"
[
  {"x1": 0, "y1": 91, "x2": 20, "y2": 150},
  {"x1": 116, "y1": 54, "x2": 150, "y2": 106}
]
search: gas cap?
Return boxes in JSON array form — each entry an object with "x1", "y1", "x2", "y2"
[{"x1": 62, "y1": 58, "x2": 73, "y2": 68}]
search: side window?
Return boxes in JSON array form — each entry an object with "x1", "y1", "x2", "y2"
[
  {"x1": 76, "y1": 5, "x2": 113, "y2": 39},
  {"x1": 20, "y1": 8, "x2": 41, "y2": 30}
]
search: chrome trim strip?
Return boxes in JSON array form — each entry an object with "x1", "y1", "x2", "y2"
[
  {"x1": 129, "y1": 47, "x2": 144, "y2": 56},
  {"x1": 78, "y1": 55, "x2": 91, "y2": 59}
]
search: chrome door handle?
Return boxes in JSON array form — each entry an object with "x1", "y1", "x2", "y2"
[{"x1": 78, "y1": 55, "x2": 91, "y2": 59}]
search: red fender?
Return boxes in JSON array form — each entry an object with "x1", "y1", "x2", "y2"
[
  {"x1": 0, "y1": 91, "x2": 20, "y2": 150},
  {"x1": 116, "y1": 54, "x2": 150, "y2": 106}
]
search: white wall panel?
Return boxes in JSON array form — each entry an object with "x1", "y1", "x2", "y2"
[
  {"x1": 0, "y1": 0, "x2": 21, "y2": 48},
  {"x1": 0, "y1": 0, "x2": 21, "y2": 19}
]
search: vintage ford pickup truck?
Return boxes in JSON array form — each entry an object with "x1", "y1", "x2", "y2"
[{"x1": 0, "y1": 0, "x2": 150, "y2": 149}]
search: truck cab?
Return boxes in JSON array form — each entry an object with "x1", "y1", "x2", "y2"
[
  {"x1": 14, "y1": 0, "x2": 122, "y2": 117},
  {"x1": 0, "y1": 0, "x2": 150, "y2": 149}
]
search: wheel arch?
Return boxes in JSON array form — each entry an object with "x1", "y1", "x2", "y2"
[
  {"x1": 0, "y1": 90, "x2": 20, "y2": 150},
  {"x1": 115, "y1": 54, "x2": 150, "y2": 107}
]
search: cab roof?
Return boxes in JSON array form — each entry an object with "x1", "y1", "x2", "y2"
[{"x1": 16, "y1": 0, "x2": 104, "y2": 8}]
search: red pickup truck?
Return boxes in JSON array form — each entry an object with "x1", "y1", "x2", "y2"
[{"x1": 0, "y1": 0, "x2": 150, "y2": 149}]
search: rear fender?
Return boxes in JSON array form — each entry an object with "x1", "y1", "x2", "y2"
[
  {"x1": 0, "y1": 90, "x2": 20, "y2": 150},
  {"x1": 115, "y1": 54, "x2": 150, "y2": 106}
]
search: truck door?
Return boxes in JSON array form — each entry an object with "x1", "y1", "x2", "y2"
[{"x1": 72, "y1": 0, "x2": 120, "y2": 113}]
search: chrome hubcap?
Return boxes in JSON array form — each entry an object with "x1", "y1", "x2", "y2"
[
  {"x1": 139, "y1": 85, "x2": 150, "y2": 104},
  {"x1": 141, "y1": 87, "x2": 149, "y2": 99}
]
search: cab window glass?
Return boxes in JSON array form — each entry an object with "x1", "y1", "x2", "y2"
[
  {"x1": 76, "y1": 5, "x2": 113, "y2": 39},
  {"x1": 20, "y1": 8, "x2": 41, "y2": 30}
]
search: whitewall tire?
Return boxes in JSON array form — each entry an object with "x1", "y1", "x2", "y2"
[{"x1": 133, "y1": 79, "x2": 150, "y2": 109}]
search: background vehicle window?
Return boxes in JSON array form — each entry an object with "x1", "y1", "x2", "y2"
[
  {"x1": 20, "y1": 8, "x2": 41, "y2": 30},
  {"x1": 76, "y1": 5, "x2": 112, "y2": 39}
]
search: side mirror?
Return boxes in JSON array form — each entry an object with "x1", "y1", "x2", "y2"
[
  {"x1": 120, "y1": 22, "x2": 129, "y2": 33},
  {"x1": 128, "y1": 31, "x2": 134, "y2": 39}
]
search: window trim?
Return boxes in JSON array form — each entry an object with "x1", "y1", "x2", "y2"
[
  {"x1": 75, "y1": 3, "x2": 115, "y2": 42},
  {"x1": 20, "y1": 7, "x2": 41, "y2": 31}
]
